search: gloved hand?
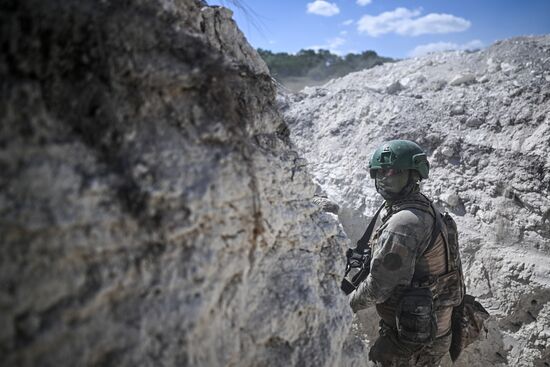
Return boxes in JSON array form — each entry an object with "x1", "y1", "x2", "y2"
[
  {"x1": 341, "y1": 247, "x2": 371, "y2": 295},
  {"x1": 349, "y1": 281, "x2": 370, "y2": 313}
]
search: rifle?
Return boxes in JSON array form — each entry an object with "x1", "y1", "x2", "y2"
[
  {"x1": 340, "y1": 204, "x2": 384, "y2": 295},
  {"x1": 341, "y1": 247, "x2": 372, "y2": 295}
]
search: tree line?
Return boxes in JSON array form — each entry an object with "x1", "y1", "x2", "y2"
[{"x1": 257, "y1": 48, "x2": 394, "y2": 81}]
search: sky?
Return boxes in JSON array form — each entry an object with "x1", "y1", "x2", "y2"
[{"x1": 207, "y1": 0, "x2": 550, "y2": 59}]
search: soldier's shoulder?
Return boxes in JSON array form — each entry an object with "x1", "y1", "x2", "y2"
[
  {"x1": 386, "y1": 207, "x2": 433, "y2": 231},
  {"x1": 387, "y1": 208, "x2": 427, "y2": 224}
]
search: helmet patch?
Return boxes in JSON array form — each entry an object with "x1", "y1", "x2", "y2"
[{"x1": 380, "y1": 150, "x2": 396, "y2": 165}]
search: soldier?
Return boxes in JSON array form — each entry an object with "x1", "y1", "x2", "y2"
[{"x1": 349, "y1": 140, "x2": 465, "y2": 366}]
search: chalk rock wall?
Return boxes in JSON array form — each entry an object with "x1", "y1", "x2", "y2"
[
  {"x1": 283, "y1": 36, "x2": 550, "y2": 366},
  {"x1": 0, "y1": 0, "x2": 352, "y2": 366}
]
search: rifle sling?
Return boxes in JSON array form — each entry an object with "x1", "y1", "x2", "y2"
[{"x1": 356, "y1": 203, "x2": 385, "y2": 251}]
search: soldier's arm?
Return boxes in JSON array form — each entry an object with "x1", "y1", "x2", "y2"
[{"x1": 349, "y1": 210, "x2": 429, "y2": 312}]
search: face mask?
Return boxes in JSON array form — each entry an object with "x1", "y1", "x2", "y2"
[{"x1": 375, "y1": 169, "x2": 410, "y2": 199}]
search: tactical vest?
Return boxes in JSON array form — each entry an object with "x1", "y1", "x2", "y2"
[{"x1": 373, "y1": 194, "x2": 465, "y2": 337}]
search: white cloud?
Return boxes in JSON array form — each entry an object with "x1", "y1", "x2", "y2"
[
  {"x1": 358, "y1": 8, "x2": 421, "y2": 36},
  {"x1": 328, "y1": 37, "x2": 346, "y2": 48},
  {"x1": 409, "y1": 39, "x2": 484, "y2": 57},
  {"x1": 340, "y1": 30, "x2": 348, "y2": 36},
  {"x1": 357, "y1": 7, "x2": 470, "y2": 37},
  {"x1": 308, "y1": 37, "x2": 346, "y2": 54},
  {"x1": 462, "y1": 39, "x2": 484, "y2": 49},
  {"x1": 405, "y1": 13, "x2": 471, "y2": 36},
  {"x1": 357, "y1": 0, "x2": 372, "y2": 6},
  {"x1": 342, "y1": 19, "x2": 354, "y2": 26},
  {"x1": 307, "y1": 1, "x2": 340, "y2": 17}
]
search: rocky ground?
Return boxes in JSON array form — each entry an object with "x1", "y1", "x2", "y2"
[
  {"x1": 282, "y1": 36, "x2": 550, "y2": 366},
  {"x1": 2, "y1": 0, "x2": 549, "y2": 366}
]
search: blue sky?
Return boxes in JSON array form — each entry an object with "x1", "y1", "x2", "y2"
[{"x1": 207, "y1": 0, "x2": 550, "y2": 58}]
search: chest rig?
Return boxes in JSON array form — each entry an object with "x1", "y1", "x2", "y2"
[
  {"x1": 373, "y1": 194, "x2": 464, "y2": 306},
  {"x1": 371, "y1": 194, "x2": 465, "y2": 344}
]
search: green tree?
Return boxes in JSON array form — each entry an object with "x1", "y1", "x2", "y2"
[{"x1": 257, "y1": 48, "x2": 394, "y2": 81}]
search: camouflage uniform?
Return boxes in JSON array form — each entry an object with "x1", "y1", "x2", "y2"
[{"x1": 350, "y1": 192, "x2": 453, "y2": 367}]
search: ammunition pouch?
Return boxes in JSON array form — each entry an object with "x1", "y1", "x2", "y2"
[
  {"x1": 396, "y1": 287, "x2": 437, "y2": 345},
  {"x1": 449, "y1": 294, "x2": 490, "y2": 361},
  {"x1": 430, "y1": 270, "x2": 464, "y2": 308}
]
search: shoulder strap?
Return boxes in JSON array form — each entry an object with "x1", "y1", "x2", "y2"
[
  {"x1": 356, "y1": 203, "x2": 385, "y2": 251},
  {"x1": 427, "y1": 207, "x2": 442, "y2": 256},
  {"x1": 390, "y1": 194, "x2": 432, "y2": 216},
  {"x1": 429, "y1": 203, "x2": 453, "y2": 273}
]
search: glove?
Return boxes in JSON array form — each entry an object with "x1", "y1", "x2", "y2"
[{"x1": 341, "y1": 247, "x2": 371, "y2": 295}]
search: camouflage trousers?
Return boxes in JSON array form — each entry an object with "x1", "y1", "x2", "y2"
[{"x1": 368, "y1": 321, "x2": 451, "y2": 367}]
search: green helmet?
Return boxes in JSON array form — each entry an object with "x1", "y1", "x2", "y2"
[{"x1": 369, "y1": 140, "x2": 429, "y2": 179}]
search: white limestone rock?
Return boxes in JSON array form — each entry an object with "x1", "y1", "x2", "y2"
[
  {"x1": 478, "y1": 74, "x2": 490, "y2": 83},
  {"x1": 440, "y1": 191, "x2": 461, "y2": 207},
  {"x1": 199, "y1": 6, "x2": 269, "y2": 75},
  {"x1": 465, "y1": 116, "x2": 485, "y2": 128},
  {"x1": 450, "y1": 104, "x2": 466, "y2": 116},
  {"x1": 440, "y1": 145, "x2": 455, "y2": 158},
  {"x1": 487, "y1": 57, "x2": 501, "y2": 73},
  {"x1": 450, "y1": 73, "x2": 477, "y2": 86},
  {"x1": 386, "y1": 81, "x2": 405, "y2": 94},
  {"x1": 0, "y1": 1, "x2": 352, "y2": 366},
  {"x1": 283, "y1": 35, "x2": 550, "y2": 367},
  {"x1": 501, "y1": 62, "x2": 517, "y2": 74}
]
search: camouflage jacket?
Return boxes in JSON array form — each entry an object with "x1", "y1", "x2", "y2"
[
  {"x1": 350, "y1": 193, "x2": 463, "y2": 336},
  {"x1": 349, "y1": 192, "x2": 441, "y2": 311}
]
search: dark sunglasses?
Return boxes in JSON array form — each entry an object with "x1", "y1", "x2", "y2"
[{"x1": 376, "y1": 168, "x2": 404, "y2": 178}]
